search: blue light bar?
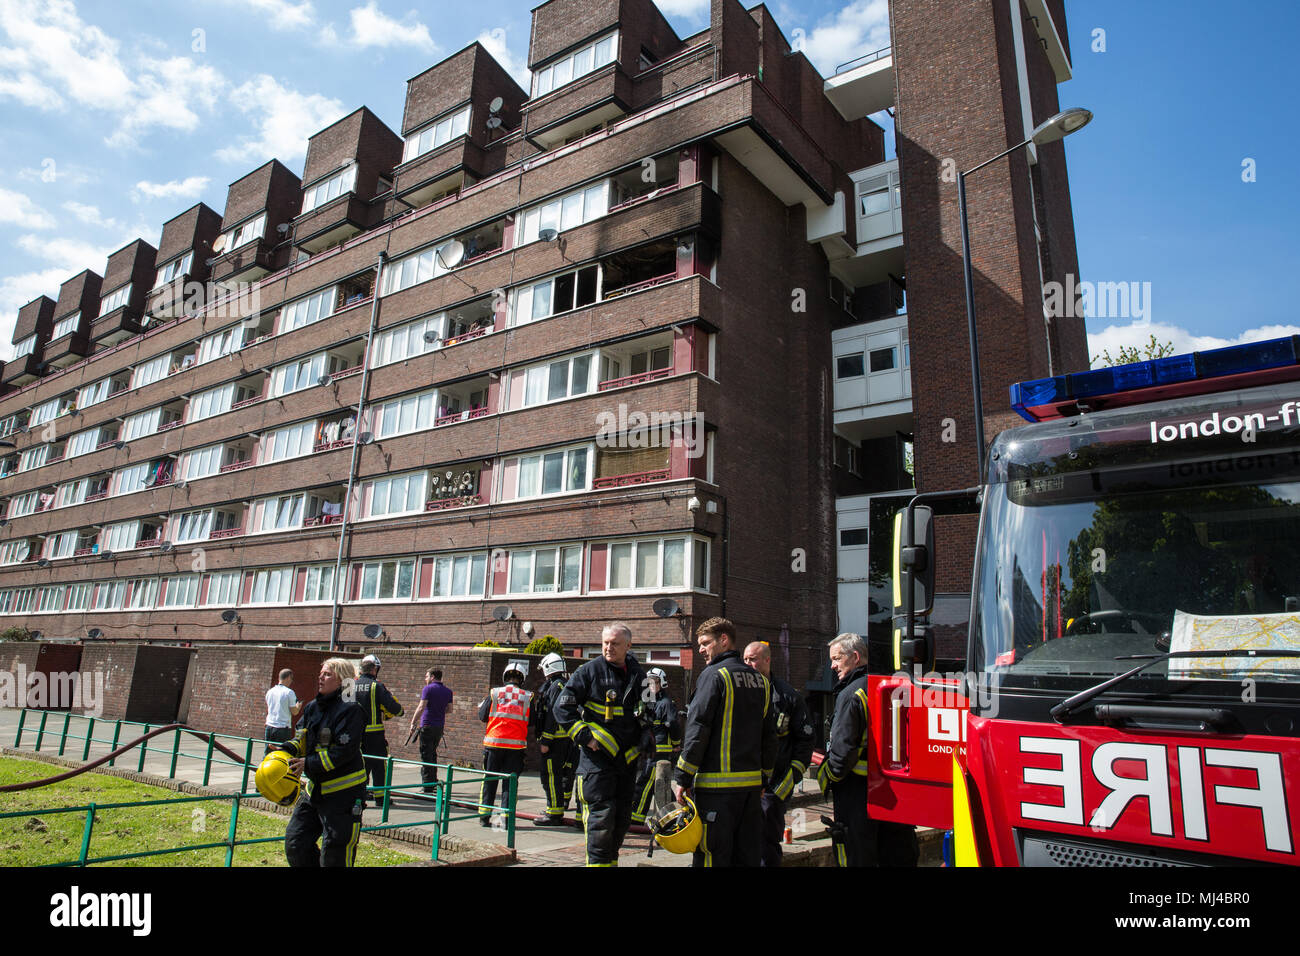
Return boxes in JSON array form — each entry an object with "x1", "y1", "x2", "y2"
[{"x1": 1009, "y1": 334, "x2": 1300, "y2": 422}]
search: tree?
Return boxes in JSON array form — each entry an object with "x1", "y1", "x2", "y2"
[
  {"x1": 0, "y1": 626, "x2": 32, "y2": 642},
  {"x1": 524, "y1": 634, "x2": 563, "y2": 656},
  {"x1": 1091, "y1": 334, "x2": 1176, "y2": 368}
]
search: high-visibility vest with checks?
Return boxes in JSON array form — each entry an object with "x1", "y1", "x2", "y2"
[{"x1": 484, "y1": 685, "x2": 531, "y2": 749}]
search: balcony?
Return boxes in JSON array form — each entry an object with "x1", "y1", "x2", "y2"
[
  {"x1": 303, "y1": 514, "x2": 344, "y2": 527},
  {"x1": 1, "y1": 353, "x2": 43, "y2": 389},
  {"x1": 832, "y1": 315, "x2": 912, "y2": 442},
  {"x1": 219, "y1": 458, "x2": 254, "y2": 474},
  {"x1": 435, "y1": 405, "x2": 490, "y2": 428},
  {"x1": 824, "y1": 45, "x2": 894, "y2": 121},
  {"x1": 830, "y1": 159, "x2": 905, "y2": 288},
  {"x1": 85, "y1": 491, "x2": 108, "y2": 502},
  {"x1": 314, "y1": 413, "x2": 356, "y2": 452},
  {"x1": 523, "y1": 63, "x2": 632, "y2": 150},
  {"x1": 209, "y1": 526, "x2": 245, "y2": 540},
  {"x1": 592, "y1": 468, "x2": 671, "y2": 489},
  {"x1": 425, "y1": 493, "x2": 483, "y2": 511},
  {"x1": 210, "y1": 237, "x2": 277, "y2": 285}
]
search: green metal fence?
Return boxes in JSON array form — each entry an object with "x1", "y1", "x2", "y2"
[{"x1": 6, "y1": 708, "x2": 518, "y2": 864}]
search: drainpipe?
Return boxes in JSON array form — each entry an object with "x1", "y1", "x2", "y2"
[{"x1": 328, "y1": 250, "x2": 387, "y2": 651}]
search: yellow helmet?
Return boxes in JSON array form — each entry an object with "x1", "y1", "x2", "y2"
[
  {"x1": 255, "y1": 750, "x2": 301, "y2": 806},
  {"x1": 651, "y1": 795, "x2": 702, "y2": 854}
]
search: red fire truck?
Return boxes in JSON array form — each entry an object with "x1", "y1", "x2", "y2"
[{"x1": 872, "y1": 336, "x2": 1300, "y2": 865}]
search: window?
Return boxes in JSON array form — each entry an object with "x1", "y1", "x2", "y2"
[
  {"x1": 220, "y1": 213, "x2": 266, "y2": 252},
  {"x1": 840, "y1": 528, "x2": 869, "y2": 547},
  {"x1": 100, "y1": 283, "x2": 132, "y2": 314},
  {"x1": 44, "y1": 532, "x2": 77, "y2": 560},
  {"x1": 202, "y1": 570, "x2": 241, "y2": 606},
  {"x1": 509, "y1": 265, "x2": 600, "y2": 327},
  {"x1": 53, "y1": 312, "x2": 81, "y2": 339},
  {"x1": 18, "y1": 445, "x2": 49, "y2": 472},
  {"x1": 373, "y1": 390, "x2": 436, "y2": 439},
  {"x1": 355, "y1": 558, "x2": 416, "y2": 601},
  {"x1": 8, "y1": 492, "x2": 38, "y2": 518},
  {"x1": 160, "y1": 575, "x2": 200, "y2": 608},
  {"x1": 11, "y1": 588, "x2": 35, "y2": 613},
  {"x1": 302, "y1": 165, "x2": 357, "y2": 212},
  {"x1": 67, "y1": 429, "x2": 100, "y2": 458},
  {"x1": 371, "y1": 314, "x2": 440, "y2": 367},
  {"x1": 507, "y1": 545, "x2": 582, "y2": 594},
  {"x1": 126, "y1": 578, "x2": 159, "y2": 610},
  {"x1": 302, "y1": 565, "x2": 336, "y2": 603},
  {"x1": 91, "y1": 581, "x2": 125, "y2": 610},
  {"x1": 154, "y1": 251, "x2": 193, "y2": 288},
  {"x1": 402, "y1": 105, "x2": 472, "y2": 163},
  {"x1": 261, "y1": 420, "x2": 314, "y2": 463},
  {"x1": 532, "y1": 31, "x2": 618, "y2": 97},
  {"x1": 30, "y1": 397, "x2": 63, "y2": 426},
  {"x1": 14, "y1": 335, "x2": 36, "y2": 358},
  {"x1": 607, "y1": 536, "x2": 703, "y2": 591},
  {"x1": 256, "y1": 494, "x2": 306, "y2": 532},
  {"x1": 101, "y1": 521, "x2": 140, "y2": 553},
  {"x1": 519, "y1": 353, "x2": 593, "y2": 407},
  {"x1": 503, "y1": 445, "x2": 591, "y2": 500},
  {"x1": 364, "y1": 471, "x2": 426, "y2": 518},
  {"x1": 427, "y1": 551, "x2": 487, "y2": 599},
  {"x1": 121, "y1": 408, "x2": 161, "y2": 442},
  {"x1": 518, "y1": 182, "x2": 610, "y2": 245},
  {"x1": 380, "y1": 243, "x2": 463, "y2": 297},
  {"x1": 181, "y1": 444, "x2": 225, "y2": 480},
  {"x1": 78, "y1": 376, "x2": 118, "y2": 408},
  {"x1": 55, "y1": 478, "x2": 93, "y2": 508},
  {"x1": 248, "y1": 567, "x2": 293, "y2": 605},
  {"x1": 38, "y1": 586, "x2": 66, "y2": 612},
  {"x1": 131, "y1": 353, "x2": 170, "y2": 390},
  {"x1": 173, "y1": 510, "x2": 217, "y2": 543},
  {"x1": 869, "y1": 347, "x2": 896, "y2": 373},
  {"x1": 189, "y1": 383, "x2": 238, "y2": 422},
  {"x1": 0, "y1": 540, "x2": 30, "y2": 565},
  {"x1": 270, "y1": 353, "x2": 336, "y2": 397},
  {"x1": 280, "y1": 287, "x2": 336, "y2": 334},
  {"x1": 66, "y1": 583, "x2": 92, "y2": 611},
  {"x1": 836, "y1": 354, "x2": 865, "y2": 379},
  {"x1": 198, "y1": 325, "x2": 242, "y2": 364},
  {"x1": 112, "y1": 462, "x2": 150, "y2": 496}
]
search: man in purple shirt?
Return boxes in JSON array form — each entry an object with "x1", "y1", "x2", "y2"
[{"x1": 409, "y1": 669, "x2": 453, "y2": 792}]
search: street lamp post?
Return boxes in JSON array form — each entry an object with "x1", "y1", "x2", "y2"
[{"x1": 958, "y1": 107, "x2": 1092, "y2": 482}]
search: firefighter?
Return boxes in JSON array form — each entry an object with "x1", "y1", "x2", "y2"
[
  {"x1": 553, "y1": 622, "x2": 646, "y2": 866},
  {"x1": 672, "y1": 617, "x2": 777, "y2": 867},
  {"x1": 353, "y1": 655, "x2": 403, "y2": 805},
  {"x1": 631, "y1": 666, "x2": 681, "y2": 824},
  {"x1": 743, "y1": 640, "x2": 814, "y2": 866},
  {"x1": 531, "y1": 652, "x2": 573, "y2": 826},
  {"x1": 477, "y1": 664, "x2": 532, "y2": 826},
  {"x1": 276, "y1": 657, "x2": 368, "y2": 867}
]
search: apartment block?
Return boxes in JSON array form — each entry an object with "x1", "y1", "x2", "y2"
[{"x1": 0, "y1": 0, "x2": 1086, "y2": 700}]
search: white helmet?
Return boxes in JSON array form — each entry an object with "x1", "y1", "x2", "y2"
[
  {"x1": 647, "y1": 667, "x2": 668, "y2": 686},
  {"x1": 541, "y1": 652, "x2": 566, "y2": 677}
]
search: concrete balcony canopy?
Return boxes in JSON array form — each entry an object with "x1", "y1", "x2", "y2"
[
  {"x1": 832, "y1": 314, "x2": 912, "y2": 443},
  {"x1": 147, "y1": 202, "x2": 223, "y2": 319},
  {"x1": 211, "y1": 159, "x2": 301, "y2": 285},
  {"x1": 823, "y1": 45, "x2": 894, "y2": 121},
  {"x1": 296, "y1": 107, "x2": 403, "y2": 255},
  {"x1": 91, "y1": 238, "x2": 157, "y2": 350},
  {"x1": 829, "y1": 158, "x2": 905, "y2": 288}
]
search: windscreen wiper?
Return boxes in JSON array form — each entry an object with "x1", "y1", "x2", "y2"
[{"x1": 1050, "y1": 649, "x2": 1300, "y2": 722}]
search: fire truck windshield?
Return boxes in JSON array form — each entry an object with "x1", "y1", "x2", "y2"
[{"x1": 971, "y1": 460, "x2": 1300, "y2": 695}]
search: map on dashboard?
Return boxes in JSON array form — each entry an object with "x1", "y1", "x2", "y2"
[{"x1": 1170, "y1": 610, "x2": 1300, "y2": 678}]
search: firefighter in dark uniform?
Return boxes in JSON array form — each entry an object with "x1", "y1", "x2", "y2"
[
  {"x1": 277, "y1": 657, "x2": 368, "y2": 867},
  {"x1": 354, "y1": 654, "x2": 402, "y2": 804},
  {"x1": 531, "y1": 652, "x2": 573, "y2": 826},
  {"x1": 744, "y1": 640, "x2": 815, "y2": 866},
  {"x1": 631, "y1": 667, "x2": 681, "y2": 824},
  {"x1": 817, "y1": 632, "x2": 919, "y2": 866},
  {"x1": 673, "y1": 617, "x2": 777, "y2": 867},
  {"x1": 553, "y1": 622, "x2": 646, "y2": 866}
]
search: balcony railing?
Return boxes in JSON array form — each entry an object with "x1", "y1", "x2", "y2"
[
  {"x1": 425, "y1": 493, "x2": 482, "y2": 512},
  {"x1": 303, "y1": 514, "x2": 344, "y2": 527},
  {"x1": 157, "y1": 419, "x2": 183, "y2": 432},
  {"x1": 135, "y1": 536, "x2": 162, "y2": 549},
  {"x1": 434, "y1": 406, "x2": 490, "y2": 428},
  {"x1": 232, "y1": 394, "x2": 264, "y2": 411},
  {"x1": 332, "y1": 364, "x2": 364, "y2": 381},
  {"x1": 603, "y1": 272, "x2": 677, "y2": 300},
  {"x1": 219, "y1": 458, "x2": 253, "y2": 473},
  {"x1": 442, "y1": 326, "x2": 489, "y2": 348},
  {"x1": 96, "y1": 439, "x2": 120, "y2": 450},
  {"x1": 313, "y1": 438, "x2": 355, "y2": 453},
  {"x1": 592, "y1": 468, "x2": 671, "y2": 489},
  {"x1": 47, "y1": 452, "x2": 66, "y2": 464},
  {"x1": 608, "y1": 183, "x2": 681, "y2": 213},
  {"x1": 598, "y1": 367, "x2": 673, "y2": 391},
  {"x1": 209, "y1": 526, "x2": 244, "y2": 539},
  {"x1": 85, "y1": 491, "x2": 108, "y2": 502},
  {"x1": 73, "y1": 547, "x2": 96, "y2": 557}
]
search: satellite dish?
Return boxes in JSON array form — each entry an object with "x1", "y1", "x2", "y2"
[
  {"x1": 87, "y1": 628, "x2": 103, "y2": 640},
  {"x1": 317, "y1": 374, "x2": 333, "y2": 387},
  {"x1": 276, "y1": 222, "x2": 291, "y2": 235},
  {"x1": 175, "y1": 480, "x2": 188, "y2": 491},
  {"x1": 100, "y1": 550, "x2": 114, "y2": 560},
  {"x1": 358, "y1": 431, "x2": 374, "y2": 445},
  {"x1": 492, "y1": 605, "x2": 514, "y2": 622},
  {"x1": 363, "y1": 624, "x2": 384, "y2": 640},
  {"x1": 486, "y1": 116, "x2": 502, "y2": 130},
  {"x1": 36, "y1": 558, "x2": 50, "y2": 568},
  {"x1": 652, "y1": 597, "x2": 680, "y2": 618},
  {"x1": 0, "y1": 518, "x2": 7, "y2": 528},
  {"x1": 212, "y1": 234, "x2": 228, "y2": 253},
  {"x1": 538, "y1": 228, "x2": 558, "y2": 242},
  {"x1": 435, "y1": 240, "x2": 465, "y2": 270},
  {"x1": 29, "y1": 630, "x2": 41, "y2": 641},
  {"x1": 423, "y1": 330, "x2": 440, "y2": 344},
  {"x1": 159, "y1": 541, "x2": 174, "y2": 553},
  {"x1": 221, "y1": 609, "x2": 239, "y2": 624},
  {"x1": 112, "y1": 440, "x2": 126, "y2": 450},
  {"x1": 489, "y1": 96, "x2": 504, "y2": 113}
]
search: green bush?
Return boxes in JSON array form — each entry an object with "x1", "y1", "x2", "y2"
[
  {"x1": 474, "y1": 639, "x2": 502, "y2": 648},
  {"x1": 523, "y1": 634, "x2": 563, "y2": 656},
  {"x1": 0, "y1": 626, "x2": 32, "y2": 642}
]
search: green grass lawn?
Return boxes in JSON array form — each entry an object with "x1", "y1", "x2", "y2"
[{"x1": 0, "y1": 756, "x2": 425, "y2": 867}]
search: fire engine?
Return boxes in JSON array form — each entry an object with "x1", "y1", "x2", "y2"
[{"x1": 872, "y1": 335, "x2": 1300, "y2": 866}]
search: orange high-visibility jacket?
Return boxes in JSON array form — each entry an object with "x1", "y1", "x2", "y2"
[{"x1": 482, "y1": 685, "x2": 531, "y2": 750}]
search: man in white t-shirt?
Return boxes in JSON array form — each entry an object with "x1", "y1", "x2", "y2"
[{"x1": 265, "y1": 669, "x2": 302, "y2": 754}]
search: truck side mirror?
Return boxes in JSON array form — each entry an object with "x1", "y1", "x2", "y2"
[
  {"x1": 893, "y1": 621, "x2": 935, "y2": 671},
  {"x1": 892, "y1": 505, "x2": 935, "y2": 618}
]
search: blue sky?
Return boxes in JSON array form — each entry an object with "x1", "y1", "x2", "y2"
[{"x1": 0, "y1": 0, "x2": 1294, "y2": 366}]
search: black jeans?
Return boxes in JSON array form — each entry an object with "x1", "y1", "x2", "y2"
[
  {"x1": 479, "y1": 748, "x2": 525, "y2": 817},
  {"x1": 418, "y1": 726, "x2": 444, "y2": 790},
  {"x1": 264, "y1": 725, "x2": 293, "y2": 755}
]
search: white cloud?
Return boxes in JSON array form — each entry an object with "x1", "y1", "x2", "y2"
[
  {"x1": 17, "y1": 162, "x2": 94, "y2": 186},
  {"x1": 1088, "y1": 321, "x2": 1300, "y2": 368},
  {"x1": 216, "y1": 75, "x2": 346, "y2": 164},
  {"x1": 476, "y1": 27, "x2": 530, "y2": 93},
  {"x1": 132, "y1": 176, "x2": 211, "y2": 202},
  {"x1": 233, "y1": 0, "x2": 317, "y2": 31},
  {"x1": 0, "y1": 266, "x2": 68, "y2": 358},
  {"x1": 794, "y1": 0, "x2": 891, "y2": 78},
  {"x1": 110, "y1": 56, "x2": 226, "y2": 148},
  {"x1": 653, "y1": 0, "x2": 710, "y2": 18},
  {"x1": 16, "y1": 233, "x2": 120, "y2": 272},
  {"x1": 348, "y1": 2, "x2": 437, "y2": 53},
  {"x1": 61, "y1": 201, "x2": 118, "y2": 230},
  {"x1": 0, "y1": 187, "x2": 56, "y2": 229}
]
